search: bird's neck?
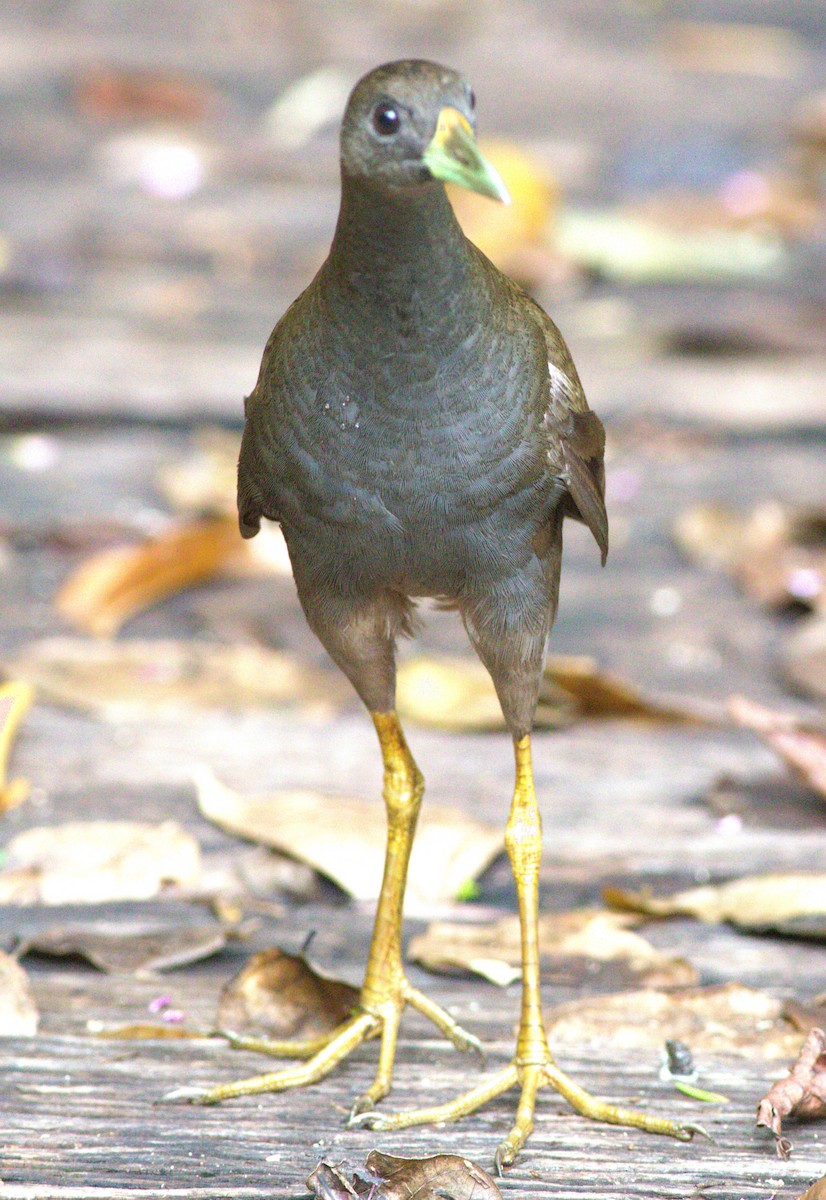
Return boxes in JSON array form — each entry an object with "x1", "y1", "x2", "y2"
[{"x1": 327, "y1": 170, "x2": 479, "y2": 309}]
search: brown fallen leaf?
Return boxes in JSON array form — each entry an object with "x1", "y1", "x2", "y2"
[
  {"x1": 605, "y1": 872, "x2": 826, "y2": 934},
  {"x1": 56, "y1": 516, "x2": 243, "y2": 636},
  {"x1": 306, "y1": 1161, "x2": 359, "y2": 1200},
  {"x1": 796, "y1": 1176, "x2": 826, "y2": 1200},
  {"x1": 0, "y1": 949, "x2": 38, "y2": 1036},
  {"x1": 217, "y1": 946, "x2": 359, "y2": 1041},
  {"x1": 544, "y1": 654, "x2": 719, "y2": 724},
  {"x1": 784, "y1": 996, "x2": 826, "y2": 1037},
  {"x1": 397, "y1": 653, "x2": 716, "y2": 732},
  {"x1": 195, "y1": 768, "x2": 503, "y2": 910},
  {"x1": 75, "y1": 67, "x2": 215, "y2": 123},
  {"x1": 0, "y1": 820, "x2": 201, "y2": 905},
  {"x1": 6, "y1": 638, "x2": 346, "y2": 720},
  {"x1": 408, "y1": 909, "x2": 697, "y2": 990},
  {"x1": 357, "y1": 1151, "x2": 502, "y2": 1200},
  {"x1": 0, "y1": 680, "x2": 34, "y2": 812},
  {"x1": 549, "y1": 983, "x2": 802, "y2": 1060},
  {"x1": 90, "y1": 1021, "x2": 205, "y2": 1040},
  {"x1": 729, "y1": 695, "x2": 826, "y2": 802},
  {"x1": 757, "y1": 1027, "x2": 826, "y2": 1159},
  {"x1": 20, "y1": 920, "x2": 227, "y2": 974}
]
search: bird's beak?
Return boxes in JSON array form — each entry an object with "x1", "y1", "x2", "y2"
[{"x1": 423, "y1": 107, "x2": 511, "y2": 204}]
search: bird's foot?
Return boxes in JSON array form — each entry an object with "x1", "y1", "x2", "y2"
[
  {"x1": 350, "y1": 1052, "x2": 698, "y2": 1172},
  {"x1": 162, "y1": 979, "x2": 481, "y2": 1109}
]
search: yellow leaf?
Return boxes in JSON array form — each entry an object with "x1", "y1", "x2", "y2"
[
  {"x1": 57, "y1": 516, "x2": 242, "y2": 636},
  {"x1": 0, "y1": 680, "x2": 34, "y2": 813}
]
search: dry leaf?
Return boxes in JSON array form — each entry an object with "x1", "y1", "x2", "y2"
[
  {"x1": 397, "y1": 656, "x2": 514, "y2": 730},
  {"x1": 729, "y1": 695, "x2": 826, "y2": 802},
  {"x1": 307, "y1": 1162, "x2": 359, "y2": 1200},
  {"x1": 557, "y1": 205, "x2": 782, "y2": 283},
  {"x1": 157, "y1": 427, "x2": 238, "y2": 516},
  {"x1": 75, "y1": 67, "x2": 214, "y2": 123},
  {"x1": 0, "y1": 949, "x2": 38, "y2": 1036},
  {"x1": 785, "y1": 618, "x2": 826, "y2": 703},
  {"x1": 90, "y1": 1021, "x2": 204, "y2": 1040},
  {"x1": 358, "y1": 1152, "x2": 502, "y2": 1200},
  {"x1": 195, "y1": 769, "x2": 503, "y2": 910},
  {"x1": 0, "y1": 820, "x2": 201, "y2": 905},
  {"x1": 57, "y1": 516, "x2": 243, "y2": 636},
  {"x1": 217, "y1": 947, "x2": 359, "y2": 1040},
  {"x1": 397, "y1": 653, "x2": 713, "y2": 732},
  {"x1": 0, "y1": 679, "x2": 34, "y2": 812},
  {"x1": 544, "y1": 654, "x2": 717, "y2": 724},
  {"x1": 549, "y1": 983, "x2": 802, "y2": 1060},
  {"x1": 20, "y1": 920, "x2": 226, "y2": 974},
  {"x1": 408, "y1": 909, "x2": 697, "y2": 990},
  {"x1": 796, "y1": 1176, "x2": 826, "y2": 1200},
  {"x1": 784, "y1": 998, "x2": 826, "y2": 1037},
  {"x1": 6, "y1": 638, "x2": 345, "y2": 720},
  {"x1": 675, "y1": 501, "x2": 826, "y2": 613},
  {"x1": 673, "y1": 502, "x2": 744, "y2": 572},
  {"x1": 605, "y1": 872, "x2": 826, "y2": 934},
  {"x1": 663, "y1": 20, "x2": 803, "y2": 78},
  {"x1": 757, "y1": 1027, "x2": 826, "y2": 1159}
]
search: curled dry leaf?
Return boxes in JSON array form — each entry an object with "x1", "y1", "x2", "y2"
[
  {"x1": 0, "y1": 949, "x2": 38, "y2": 1036},
  {"x1": 408, "y1": 909, "x2": 697, "y2": 990},
  {"x1": 0, "y1": 679, "x2": 34, "y2": 812},
  {"x1": 549, "y1": 983, "x2": 802, "y2": 1061},
  {"x1": 6, "y1": 638, "x2": 346, "y2": 720},
  {"x1": 56, "y1": 516, "x2": 243, "y2": 636},
  {"x1": 358, "y1": 1151, "x2": 502, "y2": 1200},
  {"x1": 217, "y1": 946, "x2": 359, "y2": 1041},
  {"x1": 396, "y1": 653, "x2": 714, "y2": 732},
  {"x1": 756, "y1": 1027, "x2": 826, "y2": 1159},
  {"x1": 195, "y1": 768, "x2": 503, "y2": 909},
  {"x1": 306, "y1": 1161, "x2": 359, "y2": 1200},
  {"x1": 729, "y1": 694, "x2": 826, "y2": 802},
  {"x1": 0, "y1": 819, "x2": 201, "y2": 905},
  {"x1": 605, "y1": 872, "x2": 826, "y2": 934}
]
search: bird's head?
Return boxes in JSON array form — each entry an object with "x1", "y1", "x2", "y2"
[{"x1": 340, "y1": 59, "x2": 510, "y2": 204}]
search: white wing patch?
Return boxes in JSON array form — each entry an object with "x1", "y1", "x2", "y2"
[{"x1": 546, "y1": 360, "x2": 574, "y2": 420}]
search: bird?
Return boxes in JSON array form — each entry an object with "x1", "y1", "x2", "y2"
[{"x1": 185, "y1": 59, "x2": 695, "y2": 1169}]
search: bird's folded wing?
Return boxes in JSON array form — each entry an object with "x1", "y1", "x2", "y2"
[
  {"x1": 558, "y1": 407, "x2": 608, "y2": 564},
  {"x1": 541, "y1": 328, "x2": 609, "y2": 565}
]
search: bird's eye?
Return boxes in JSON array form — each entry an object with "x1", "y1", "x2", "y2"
[
  {"x1": 468, "y1": 89, "x2": 476, "y2": 110},
  {"x1": 373, "y1": 102, "x2": 401, "y2": 136}
]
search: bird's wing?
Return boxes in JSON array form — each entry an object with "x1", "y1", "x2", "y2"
[{"x1": 533, "y1": 304, "x2": 609, "y2": 565}]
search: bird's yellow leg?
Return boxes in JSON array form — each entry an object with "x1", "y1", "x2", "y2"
[
  {"x1": 356, "y1": 735, "x2": 696, "y2": 1170},
  {"x1": 165, "y1": 710, "x2": 479, "y2": 1108},
  {"x1": 350, "y1": 711, "x2": 482, "y2": 1113}
]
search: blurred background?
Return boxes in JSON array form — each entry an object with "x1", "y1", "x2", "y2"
[{"x1": 1, "y1": 0, "x2": 824, "y2": 428}]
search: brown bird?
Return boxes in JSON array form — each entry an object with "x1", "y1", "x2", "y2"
[{"x1": 177, "y1": 59, "x2": 694, "y2": 1169}]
